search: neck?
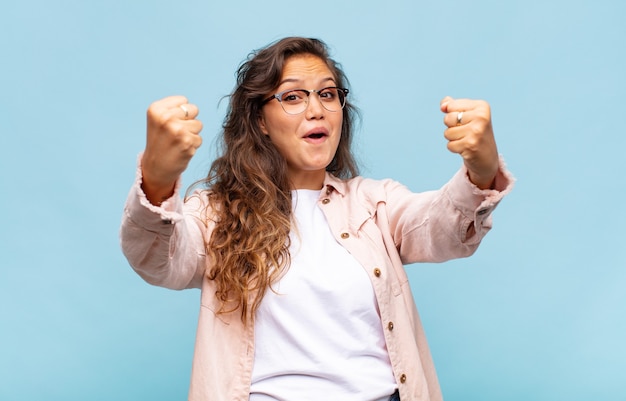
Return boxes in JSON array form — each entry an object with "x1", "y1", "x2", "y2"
[{"x1": 288, "y1": 170, "x2": 325, "y2": 190}]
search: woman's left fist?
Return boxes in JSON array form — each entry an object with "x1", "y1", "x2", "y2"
[{"x1": 441, "y1": 96, "x2": 499, "y2": 189}]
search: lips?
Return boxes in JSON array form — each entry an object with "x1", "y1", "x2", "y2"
[{"x1": 303, "y1": 127, "x2": 329, "y2": 140}]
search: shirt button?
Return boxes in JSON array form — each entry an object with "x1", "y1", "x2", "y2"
[
  {"x1": 387, "y1": 321, "x2": 394, "y2": 331},
  {"x1": 400, "y1": 374, "x2": 407, "y2": 383},
  {"x1": 321, "y1": 198, "x2": 330, "y2": 204},
  {"x1": 340, "y1": 232, "x2": 350, "y2": 239},
  {"x1": 373, "y1": 268, "x2": 381, "y2": 277}
]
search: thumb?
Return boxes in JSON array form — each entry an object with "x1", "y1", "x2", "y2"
[{"x1": 440, "y1": 96, "x2": 454, "y2": 112}]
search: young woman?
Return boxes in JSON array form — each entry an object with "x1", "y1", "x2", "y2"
[{"x1": 121, "y1": 37, "x2": 514, "y2": 401}]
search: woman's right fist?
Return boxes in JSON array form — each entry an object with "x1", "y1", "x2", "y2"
[{"x1": 141, "y1": 95, "x2": 203, "y2": 205}]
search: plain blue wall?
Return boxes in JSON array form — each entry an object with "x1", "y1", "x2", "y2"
[{"x1": 1, "y1": 0, "x2": 625, "y2": 400}]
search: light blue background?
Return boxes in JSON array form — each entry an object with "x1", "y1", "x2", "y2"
[{"x1": 1, "y1": 0, "x2": 625, "y2": 400}]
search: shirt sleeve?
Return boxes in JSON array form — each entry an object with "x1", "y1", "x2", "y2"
[
  {"x1": 119, "y1": 157, "x2": 208, "y2": 290},
  {"x1": 386, "y1": 156, "x2": 515, "y2": 264}
]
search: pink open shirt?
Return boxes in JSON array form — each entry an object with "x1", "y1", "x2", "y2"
[{"x1": 120, "y1": 159, "x2": 514, "y2": 401}]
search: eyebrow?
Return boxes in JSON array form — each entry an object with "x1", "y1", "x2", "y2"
[{"x1": 277, "y1": 77, "x2": 336, "y2": 88}]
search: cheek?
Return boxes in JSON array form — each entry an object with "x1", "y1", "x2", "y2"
[
  {"x1": 264, "y1": 113, "x2": 297, "y2": 138},
  {"x1": 334, "y1": 118, "x2": 344, "y2": 141},
  {"x1": 334, "y1": 112, "x2": 344, "y2": 131},
  {"x1": 266, "y1": 130, "x2": 292, "y2": 158}
]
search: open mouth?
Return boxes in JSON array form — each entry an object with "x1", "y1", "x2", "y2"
[{"x1": 306, "y1": 133, "x2": 326, "y2": 139}]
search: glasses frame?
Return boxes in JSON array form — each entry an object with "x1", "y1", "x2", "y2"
[{"x1": 262, "y1": 86, "x2": 349, "y2": 115}]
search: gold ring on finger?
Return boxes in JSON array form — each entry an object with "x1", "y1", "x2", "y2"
[
  {"x1": 456, "y1": 111, "x2": 464, "y2": 126},
  {"x1": 180, "y1": 104, "x2": 189, "y2": 118}
]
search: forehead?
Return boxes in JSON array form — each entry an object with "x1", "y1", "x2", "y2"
[{"x1": 280, "y1": 54, "x2": 335, "y2": 83}]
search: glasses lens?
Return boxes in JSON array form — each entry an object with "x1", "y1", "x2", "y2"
[
  {"x1": 279, "y1": 90, "x2": 309, "y2": 115},
  {"x1": 318, "y1": 87, "x2": 346, "y2": 112}
]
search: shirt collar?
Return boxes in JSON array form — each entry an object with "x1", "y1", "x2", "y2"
[{"x1": 323, "y1": 172, "x2": 347, "y2": 197}]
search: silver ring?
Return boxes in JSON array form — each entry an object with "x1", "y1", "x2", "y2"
[
  {"x1": 180, "y1": 104, "x2": 189, "y2": 118},
  {"x1": 456, "y1": 111, "x2": 464, "y2": 126}
]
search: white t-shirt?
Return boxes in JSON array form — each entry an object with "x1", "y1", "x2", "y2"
[{"x1": 249, "y1": 189, "x2": 397, "y2": 401}]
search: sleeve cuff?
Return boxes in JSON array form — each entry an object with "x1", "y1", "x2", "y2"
[
  {"x1": 123, "y1": 154, "x2": 185, "y2": 232},
  {"x1": 447, "y1": 155, "x2": 515, "y2": 218}
]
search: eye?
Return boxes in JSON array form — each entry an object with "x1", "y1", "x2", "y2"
[
  {"x1": 319, "y1": 87, "x2": 338, "y2": 101},
  {"x1": 280, "y1": 90, "x2": 306, "y2": 103}
]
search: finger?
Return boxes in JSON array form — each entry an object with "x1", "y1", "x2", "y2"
[
  {"x1": 442, "y1": 98, "x2": 479, "y2": 113},
  {"x1": 185, "y1": 126, "x2": 203, "y2": 150},
  {"x1": 443, "y1": 126, "x2": 465, "y2": 142},
  {"x1": 156, "y1": 102, "x2": 200, "y2": 124},
  {"x1": 178, "y1": 103, "x2": 200, "y2": 120},
  {"x1": 147, "y1": 96, "x2": 189, "y2": 124},
  {"x1": 154, "y1": 95, "x2": 189, "y2": 110},
  {"x1": 183, "y1": 119, "x2": 203, "y2": 135},
  {"x1": 167, "y1": 122, "x2": 203, "y2": 150},
  {"x1": 443, "y1": 110, "x2": 472, "y2": 128},
  {"x1": 440, "y1": 96, "x2": 454, "y2": 112},
  {"x1": 446, "y1": 137, "x2": 467, "y2": 156},
  {"x1": 184, "y1": 131, "x2": 203, "y2": 150}
]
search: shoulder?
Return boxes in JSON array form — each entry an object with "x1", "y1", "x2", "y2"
[{"x1": 325, "y1": 173, "x2": 412, "y2": 204}]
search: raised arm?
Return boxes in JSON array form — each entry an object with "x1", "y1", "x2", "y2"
[
  {"x1": 120, "y1": 96, "x2": 207, "y2": 290},
  {"x1": 386, "y1": 97, "x2": 513, "y2": 263}
]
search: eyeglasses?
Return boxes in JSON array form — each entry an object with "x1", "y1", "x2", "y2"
[{"x1": 262, "y1": 86, "x2": 349, "y2": 115}]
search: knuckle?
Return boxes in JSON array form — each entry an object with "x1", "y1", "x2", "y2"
[
  {"x1": 173, "y1": 125, "x2": 188, "y2": 140},
  {"x1": 474, "y1": 117, "x2": 490, "y2": 131},
  {"x1": 146, "y1": 104, "x2": 162, "y2": 122},
  {"x1": 476, "y1": 101, "x2": 491, "y2": 117},
  {"x1": 179, "y1": 133, "x2": 198, "y2": 150},
  {"x1": 470, "y1": 113, "x2": 491, "y2": 132},
  {"x1": 462, "y1": 141, "x2": 480, "y2": 155},
  {"x1": 477, "y1": 99, "x2": 490, "y2": 109},
  {"x1": 151, "y1": 110, "x2": 177, "y2": 129},
  {"x1": 465, "y1": 136, "x2": 480, "y2": 150},
  {"x1": 464, "y1": 129, "x2": 482, "y2": 146}
]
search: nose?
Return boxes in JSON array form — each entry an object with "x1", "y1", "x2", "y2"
[{"x1": 305, "y1": 92, "x2": 325, "y2": 119}]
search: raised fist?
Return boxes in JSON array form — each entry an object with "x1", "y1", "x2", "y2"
[
  {"x1": 441, "y1": 96, "x2": 499, "y2": 189},
  {"x1": 141, "y1": 95, "x2": 203, "y2": 205}
]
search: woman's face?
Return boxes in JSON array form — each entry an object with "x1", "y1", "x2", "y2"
[{"x1": 259, "y1": 54, "x2": 343, "y2": 190}]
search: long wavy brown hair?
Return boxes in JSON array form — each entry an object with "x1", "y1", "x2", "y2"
[{"x1": 201, "y1": 37, "x2": 359, "y2": 322}]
